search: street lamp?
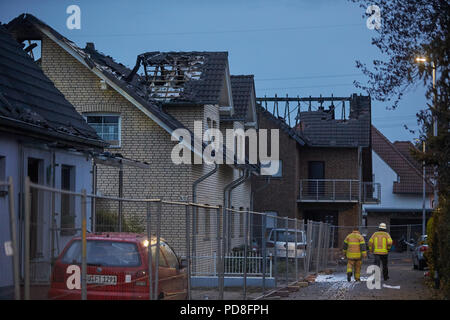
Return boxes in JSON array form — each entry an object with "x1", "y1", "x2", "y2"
[{"x1": 415, "y1": 56, "x2": 438, "y2": 212}]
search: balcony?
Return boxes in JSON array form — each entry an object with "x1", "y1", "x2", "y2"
[{"x1": 298, "y1": 179, "x2": 380, "y2": 203}]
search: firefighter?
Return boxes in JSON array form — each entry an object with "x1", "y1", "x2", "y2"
[
  {"x1": 343, "y1": 228, "x2": 367, "y2": 282},
  {"x1": 368, "y1": 223, "x2": 393, "y2": 281}
]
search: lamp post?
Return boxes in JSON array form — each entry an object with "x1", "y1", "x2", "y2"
[{"x1": 415, "y1": 57, "x2": 438, "y2": 212}]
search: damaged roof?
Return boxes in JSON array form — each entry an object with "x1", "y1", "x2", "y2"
[
  {"x1": 372, "y1": 126, "x2": 433, "y2": 194},
  {"x1": 256, "y1": 104, "x2": 308, "y2": 146},
  {"x1": 134, "y1": 51, "x2": 229, "y2": 105},
  {"x1": 296, "y1": 94, "x2": 371, "y2": 147},
  {"x1": 222, "y1": 75, "x2": 255, "y2": 121},
  {"x1": 0, "y1": 25, "x2": 105, "y2": 149},
  {"x1": 6, "y1": 14, "x2": 258, "y2": 170}
]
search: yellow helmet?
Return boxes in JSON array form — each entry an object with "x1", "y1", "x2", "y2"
[{"x1": 379, "y1": 223, "x2": 387, "y2": 230}]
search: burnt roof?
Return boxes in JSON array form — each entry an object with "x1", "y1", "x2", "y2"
[
  {"x1": 0, "y1": 25, "x2": 105, "y2": 149},
  {"x1": 257, "y1": 104, "x2": 307, "y2": 146},
  {"x1": 222, "y1": 75, "x2": 254, "y2": 121},
  {"x1": 6, "y1": 14, "x2": 258, "y2": 170},
  {"x1": 372, "y1": 126, "x2": 433, "y2": 194},
  {"x1": 296, "y1": 94, "x2": 371, "y2": 147}
]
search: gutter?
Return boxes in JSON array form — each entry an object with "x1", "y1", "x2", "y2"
[{"x1": 0, "y1": 116, "x2": 106, "y2": 150}]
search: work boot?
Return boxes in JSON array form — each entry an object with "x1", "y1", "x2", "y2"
[{"x1": 347, "y1": 273, "x2": 352, "y2": 282}]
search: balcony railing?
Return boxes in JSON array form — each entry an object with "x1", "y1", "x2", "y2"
[{"x1": 298, "y1": 179, "x2": 380, "y2": 203}]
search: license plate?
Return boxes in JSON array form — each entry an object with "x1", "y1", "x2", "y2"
[{"x1": 87, "y1": 274, "x2": 117, "y2": 285}]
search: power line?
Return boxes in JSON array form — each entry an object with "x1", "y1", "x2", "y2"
[
  {"x1": 255, "y1": 73, "x2": 363, "y2": 81},
  {"x1": 68, "y1": 23, "x2": 365, "y2": 38},
  {"x1": 256, "y1": 83, "x2": 356, "y2": 90}
]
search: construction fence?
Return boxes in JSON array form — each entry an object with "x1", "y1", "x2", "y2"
[{"x1": 3, "y1": 177, "x2": 414, "y2": 300}]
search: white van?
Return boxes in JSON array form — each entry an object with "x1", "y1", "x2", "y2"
[{"x1": 266, "y1": 228, "x2": 306, "y2": 258}]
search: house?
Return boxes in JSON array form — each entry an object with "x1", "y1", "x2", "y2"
[
  {"x1": 0, "y1": 25, "x2": 106, "y2": 298},
  {"x1": 6, "y1": 14, "x2": 259, "y2": 261},
  {"x1": 363, "y1": 126, "x2": 434, "y2": 243},
  {"x1": 252, "y1": 94, "x2": 380, "y2": 247}
]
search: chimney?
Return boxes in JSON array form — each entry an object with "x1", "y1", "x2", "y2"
[{"x1": 86, "y1": 42, "x2": 95, "y2": 51}]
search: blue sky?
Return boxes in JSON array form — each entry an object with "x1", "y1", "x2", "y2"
[{"x1": 0, "y1": 0, "x2": 428, "y2": 143}]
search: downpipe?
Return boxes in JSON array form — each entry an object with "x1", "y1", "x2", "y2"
[
  {"x1": 192, "y1": 163, "x2": 219, "y2": 273},
  {"x1": 218, "y1": 168, "x2": 251, "y2": 299}
]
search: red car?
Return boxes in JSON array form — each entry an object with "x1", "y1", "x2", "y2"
[{"x1": 48, "y1": 233, "x2": 187, "y2": 300}]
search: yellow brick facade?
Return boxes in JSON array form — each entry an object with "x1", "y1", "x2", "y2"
[{"x1": 40, "y1": 36, "x2": 251, "y2": 256}]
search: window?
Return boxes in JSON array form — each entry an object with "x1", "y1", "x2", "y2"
[
  {"x1": 308, "y1": 161, "x2": 325, "y2": 195},
  {"x1": 150, "y1": 244, "x2": 169, "y2": 267},
  {"x1": 61, "y1": 165, "x2": 76, "y2": 235},
  {"x1": 62, "y1": 240, "x2": 141, "y2": 267},
  {"x1": 85, "y1": 114, "x2": 121, "y2": 147},
  {"x1": 160, "y1": 242, "x2": 179, "y2": 269}
]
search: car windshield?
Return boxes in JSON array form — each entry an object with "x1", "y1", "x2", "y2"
[
  {"x1": 61, "y1": 240, "x2": 141, "y2": 267},
  {"x1": 272, "y1": 230, "x2": 303, "y2": 243}
]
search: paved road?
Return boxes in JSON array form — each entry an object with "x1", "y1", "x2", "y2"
[{"x1": 283, "y1": 255, "x2": 433, "y2": 300}]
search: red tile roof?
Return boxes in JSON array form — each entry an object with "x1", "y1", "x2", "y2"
[{"x1": 372, "y1": 126, "x2": 433, "y2": 194}]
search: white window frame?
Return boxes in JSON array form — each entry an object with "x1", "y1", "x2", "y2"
[{"x1": 84, "y1": 113, "x2": 122, "y2": 148}]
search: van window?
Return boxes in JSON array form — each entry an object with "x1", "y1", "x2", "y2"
[{"x1": 271, "y1": 230, "x2": 304, "y2": 243}]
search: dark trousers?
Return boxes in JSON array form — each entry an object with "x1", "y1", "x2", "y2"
[{"x1": 374, "y1": 254, "x2": 389, "y2": 280}]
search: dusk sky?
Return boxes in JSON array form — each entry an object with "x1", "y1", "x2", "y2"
[{"x1": 0, "y1": 0, "x2": 429, "y2": 143}]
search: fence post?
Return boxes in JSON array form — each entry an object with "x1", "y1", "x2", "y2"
[
  {"x1": 217, "y1": 207, "x2": 224, "y2": 300},
  {"x1": 185, "y1": 204, "x2": 191, "y2": 300},
  {"x1": 262, "y1": 213, "x2": 267, "y2": 295},
  {"x1": 316, "y1": 222, "x2": 323, "y2": 274},
  {"x1": 294, "y1": 218, "x2": 298, "y2": 283},
  {"x1": 7, "y1": 177, "x2": 20, "y2": 300},
  {"x1": 243, "y1": 210, "x2": 249, "y2": 300},
  {"x1": 118, "y1": 166, "x2": 123, "y2": 232},
  {"x1": 92, "y1": 163, "x2": 97, "y2": 232},
  {"x1": 274, "y1": 218, "x2": 278, "y2": 288},
  {"x1": 285, "y1": 217, "x2": 289, "y2": 284},
  {"x1": 146, "y1": 202, "x2": 153, "y2": 300},
  {"x1": 81, "y1": 189, "x2": 87, "y2": 300},
  {"x1": 407, "y1": 224, "x2": 411, "y2": 256},
  {"x1": 323, "y1": 224, "x2": 329, "y2": 269},
  {"x1": 154, "y1": 201, "x2": 161, "y2": 299},
  {"x1": 24, "y1": 176, "x2": 30, "y2": 300}
]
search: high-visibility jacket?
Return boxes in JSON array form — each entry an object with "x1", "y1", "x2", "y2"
[
  {"x1": 343, "y1": 231, "x2": 367, "y2": 260},
  {"x1": 368, "y1": 231, "x2": 393, "y2": 255}
]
